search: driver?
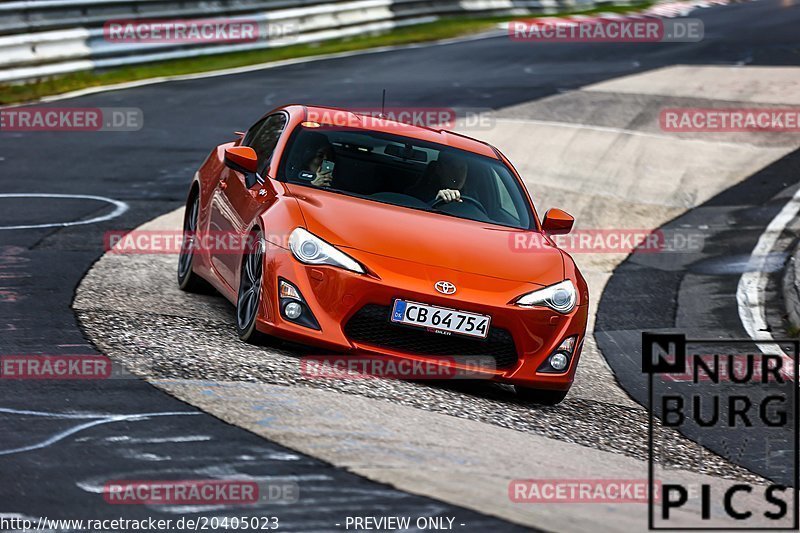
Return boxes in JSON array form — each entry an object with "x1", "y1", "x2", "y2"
[{"x1": 406, "y1": 151, "x2": 468, "y2": 204}]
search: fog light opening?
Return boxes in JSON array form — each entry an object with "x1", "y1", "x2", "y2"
[
  {"x1": 277, "y1": 277, "x2": 321, "y2": 330},
  {"x1": 284, "y1": 301, "x2": 303, "y2": 319},
  {"x1": 537, "y1": 335, "x2": 579, "y2": 374}
]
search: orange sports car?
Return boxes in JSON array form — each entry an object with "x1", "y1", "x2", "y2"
[{"x1": 178, "y1": 104, "x2": 588, "y2": 404}]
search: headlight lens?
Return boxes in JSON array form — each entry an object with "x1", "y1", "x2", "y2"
[
  {"x1": 515, "y1": 280, "x2": 577, "y2": 313},
  {"x1": 288, "y1": 227, "x2": 365, "y2": 274}
]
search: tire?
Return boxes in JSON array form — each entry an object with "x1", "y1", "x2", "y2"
[
  {"x1": 177, "y1": 193, "x2": 208, "y2": 293},
  {"x1": 236, "y1": 228, "x2": 271, "y2": 344},
  {"x1": 515, "y1": 386, "x2": 569, "y2": 406}
]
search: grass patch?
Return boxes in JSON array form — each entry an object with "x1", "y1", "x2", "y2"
[{"x1": 0, "y1": 2, "x2": 653, "y2": 105}]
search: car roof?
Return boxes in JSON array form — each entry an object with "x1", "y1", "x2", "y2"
[{"x1": 287, "y1": 104, "x2": 500, "y2": 160}]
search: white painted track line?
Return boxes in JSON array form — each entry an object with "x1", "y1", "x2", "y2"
[{"x1": 737, "y1": 187, "x2": 800, "y2": 372}]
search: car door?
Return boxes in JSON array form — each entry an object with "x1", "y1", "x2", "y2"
[{"x1": 209, "y1": 112, "x2": 288, "y2": 288}]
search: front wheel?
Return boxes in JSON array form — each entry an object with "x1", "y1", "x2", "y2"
[
  {"x1": 236, "y1": 229, "x2": 270, "y2": 344},
  {"x1": 177, "y1": 194, "x2": 207, "y2": 293},
  {"x1": 515, "y1": 386, "x2": 569, "y2": 406}
]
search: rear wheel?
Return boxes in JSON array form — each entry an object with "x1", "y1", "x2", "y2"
[
  {"x1": 236, "y1": 229, "x2": 270, "y2": 344},
  {"x1": 515, "y1": 386, "x2": 569, "y2": 406},
  {"x1": 177, "y1": 194, "x2": 206, "y2": 293}
]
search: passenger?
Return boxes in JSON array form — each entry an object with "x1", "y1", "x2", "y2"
[{"x1": 304, "y1": 137, "x2": 336, "y2": 188}]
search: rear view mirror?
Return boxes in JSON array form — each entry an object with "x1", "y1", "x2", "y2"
[
  {"x1": 224, "y1": 146, "x2": 258, "y2": 174},
  {"x1": 542, "y1": 208, "x2": 574, "y2": 235}
]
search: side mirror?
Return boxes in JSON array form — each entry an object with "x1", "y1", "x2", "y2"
[
  {"x1": 542, "y1": 208, "x2": 574, "y2": 235},
  {"x1": 224, "y1": 146, "x2": 258, "y2": 174}
]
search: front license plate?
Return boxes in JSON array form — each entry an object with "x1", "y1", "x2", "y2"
[{"x1": 390, "y1": 300, "x2": 491, "y2": 339}]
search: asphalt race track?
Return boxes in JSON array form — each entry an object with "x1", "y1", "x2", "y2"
[
  {"x1": 596, "y1": 148, "x2": 800, "y2": 486},
  {"x1": 2, "y1": 0, "x2": 800, "y2": 530}
]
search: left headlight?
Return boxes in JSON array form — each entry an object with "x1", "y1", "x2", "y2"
[
  {"x1": 514, "y1": 280, "x2": 576, "y2": 313},
  {"x1": 288, "y1": 227, "x2": 365, "y2": 274}
]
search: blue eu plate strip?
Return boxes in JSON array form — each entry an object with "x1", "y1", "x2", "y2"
[{"x1": 392, "y1": 300, "x2": 407, "y2": 321}]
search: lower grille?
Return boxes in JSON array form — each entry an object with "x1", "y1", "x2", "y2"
[{"x1": 344, "y1": 304, "x2": 518, "y2": 369}]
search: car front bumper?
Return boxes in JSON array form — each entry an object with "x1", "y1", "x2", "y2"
[{"x1": 257, "y1": 248, "x2": 588, "y2": 390}]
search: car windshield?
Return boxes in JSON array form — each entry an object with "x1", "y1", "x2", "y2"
[{"x1": 279, "y1": 125, "x2": 534, "y2": 229}]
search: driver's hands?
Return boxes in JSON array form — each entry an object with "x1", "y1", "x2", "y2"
[
  {"x1": 311, "y1": 169, "x2": 333, "y2": 188},
  {"x1": 436, "y1": 189, "x2": 462, "y2": 203}
]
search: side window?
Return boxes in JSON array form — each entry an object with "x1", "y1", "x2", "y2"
[{"x1": 244, "y1": 113, "x2": 287, "y2": 176}]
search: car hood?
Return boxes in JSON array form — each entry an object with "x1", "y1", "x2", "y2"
[{"x1": 287, "y1": 185, "x2": 564, "y2": 285}]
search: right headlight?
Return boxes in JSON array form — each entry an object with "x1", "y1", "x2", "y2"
[
  {"x1": 514, "y1": 280, "x2": 576, "y2": 313},
  {"x1": 288, "y1": 227, "x2": 365, "y2": 274}
]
